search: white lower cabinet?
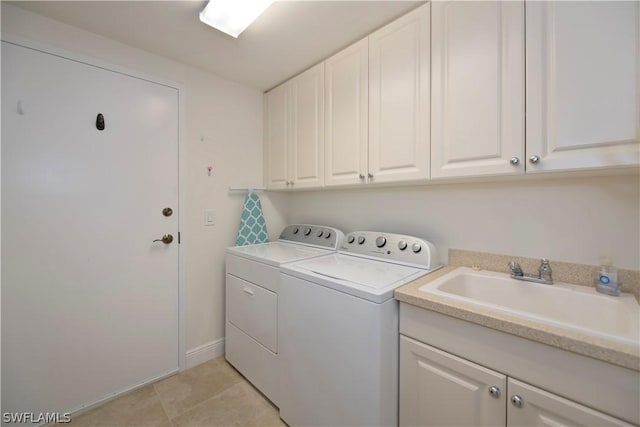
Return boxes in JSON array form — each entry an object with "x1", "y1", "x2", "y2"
[
  {"x1": 400, "y1": 336, "x2": 506, "y2": 426},
  {"x1": 399, "y1": 304, "x2": 639, "y2": 426},
  {"x1": 400, "y1": 336, "x2": 632, "y2": 427}
]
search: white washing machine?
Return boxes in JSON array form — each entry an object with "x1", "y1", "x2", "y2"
[
  {"x1": 279, "y1": 231, "x2": 441, "y2": 426},
  {"x1": 225, "y1": 224, "x2": 344, "y2": 407}
]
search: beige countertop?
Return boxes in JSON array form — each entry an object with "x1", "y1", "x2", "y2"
[{"x1": 395, "y1": 265, "x2": 640, "y2": 372}]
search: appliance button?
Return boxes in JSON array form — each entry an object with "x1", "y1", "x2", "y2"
[
  {"x1": 325, "y1": 232, "x2": 332, "y2": 239},
  {"x1": 376, "y1": 236, "x2": 387, "y2": 248},
  {"x1": 412, "y1": 243, "x2": 422, "y2": 253},
  {"x1": 304, "y1": 228, "x2": 312, "y2": 236},
  {"x1": 357, "y1": 236, "x2": 366, "y2": 245},
  {"x1": 347, "y1": 236, "x2": 355, "y2": 244},
  {"x1": 317, "y1": 230, "x2": 324, "y2": 237},
  {"x1": 398, "y1": 241, "x2": 408, "y2": 250}
]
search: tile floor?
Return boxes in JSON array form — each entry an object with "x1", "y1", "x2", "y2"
[{"x1": 69, "y1": 357, "x2": 285, "y2": 427}]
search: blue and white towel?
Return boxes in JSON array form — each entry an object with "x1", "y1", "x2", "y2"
[{"x1": 236, "y1": 192, "x2": 269, "y2": 246}]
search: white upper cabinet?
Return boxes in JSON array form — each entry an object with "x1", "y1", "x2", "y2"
[
  {"x1": 264, "y1": 83, "x2": 289, "y2": 189},
  {"x1": 325, "y1": 38, "x2": 369, "y2": 187},
  {"x1": 264, "y1": 63, "x2": 324, "y2": 190},
  {"x1": 369, "y1": 4, "x2": 430, "y2": 184},
  {"x1": 526, "y1": 1, "x2": 640, "y2": 172},
  {"x1": 431, "y1": 1, "x2": 525, "y2": 179},
  {"x1": 290, "y1": 63, "x2": 325, "y2": 189}
]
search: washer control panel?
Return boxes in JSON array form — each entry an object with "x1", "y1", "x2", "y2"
[
  {"x1": 340, "y1": 231, "x2": 440, "y2": 269},
  {"x1": 279, "y1": 224, "x2": 344, "y2": 250}
]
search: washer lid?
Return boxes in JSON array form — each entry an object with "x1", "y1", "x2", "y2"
[
  {"x1": 226, "y1": 241, "x2": 331, "y2": 266},
  {"x1": 281, "y1": 253, "x2": 435, "y2": 303}
]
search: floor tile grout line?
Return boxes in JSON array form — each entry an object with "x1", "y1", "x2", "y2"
[{"x1": 153, "y1": 382, "x2": 176, "y2": 427}]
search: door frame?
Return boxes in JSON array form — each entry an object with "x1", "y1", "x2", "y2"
[{"x1": 1, "y1": 33, "x2": 188, "y2": 372}]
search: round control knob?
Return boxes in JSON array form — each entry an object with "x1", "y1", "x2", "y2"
[
  {"x1": 347, "y1": 236, "x2": 355, "y2": 244},
  {"x1": 317, "y1": 230, "x2": 324, "y2": 238},
  {"x1": 293, "y1": 227, "x2": 299, "y2": 234},
  {"x1": 324, "y1": 232, "x2": 331, "y2": 239},
  {"x1": 412, "y1": 243, "x2": 422, "y2": 253},
  {"x1": 304, "y1": 228, "x2": 312, "y2": 236},
  {"x1": 398, "y1": 241, "x2": 408, "y2": 251},
  {"x1": 375, "y1": 236, "x2": 387, "y2": 248},
  {"x1": 357, "y1": 236, "x2": 366, "y2": 245}
]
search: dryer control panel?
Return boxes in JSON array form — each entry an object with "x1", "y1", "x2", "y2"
[
  {"x1": 279, "y1": 224, "x2": 344, "y2": 250},
  {"x1": 340, "y1": 231, "x2": 440, "y2": 270}
]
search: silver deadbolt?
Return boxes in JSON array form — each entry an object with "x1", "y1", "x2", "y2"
[
  {"x1": 162, "y1": 207, "x2": 173, "y2": 217},
  {"x1": 153, "y1": 234, "x2": 174, "y2": 244}
]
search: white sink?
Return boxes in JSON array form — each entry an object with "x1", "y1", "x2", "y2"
[{"x1": 419, "y1": 267, "x2": 640, "y2": 346}]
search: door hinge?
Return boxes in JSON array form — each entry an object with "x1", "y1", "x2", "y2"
[{"x1": 178, "y1": 232, "x2": 181, "y2": 244}]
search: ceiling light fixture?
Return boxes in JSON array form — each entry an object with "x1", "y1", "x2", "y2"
[{"x1": 199, "y1": 0, "x2": 274, "y2": 38}]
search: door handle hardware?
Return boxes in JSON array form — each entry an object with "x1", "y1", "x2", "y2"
[
  {"x1": 153, "y1": 234, "x2": 173, "y2": 244},
  {"x1": 96, "y1": 113, "x2": 105, "y2": 131},
  {"x1": 243, "y1": 287, "x2": 255, "y2": 296},
  {"x1": 162, "y1": 207, "x2": 173, "y2": 217}
]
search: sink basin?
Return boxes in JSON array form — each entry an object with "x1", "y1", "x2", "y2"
[{"x1": 419, "y1": 267, "x2": 640, "y2": 346}]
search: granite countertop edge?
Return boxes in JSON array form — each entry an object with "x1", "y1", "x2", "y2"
[{"x1": 394, "y1": 266, "x2": 640, "y2": 372}]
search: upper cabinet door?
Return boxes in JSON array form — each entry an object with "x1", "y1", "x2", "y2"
[
  {"x1": 369, "y1": 4, "x2": 430, "y2": 184},
  {"x1": 431, "y1": 1, "x2": 525, "y2": 179},
  {"x1": 325, "y1": 38, "x2": 369, "y2": 187},
  {"x1": 290, "y1": 63, "x2": 325, "y2": 189},
  {"x1": 526, "y1": 1, "x2": 640, "y2": 172},
  {"x1": 264, "y1": 83, "x2": 289, "y2": 189}
]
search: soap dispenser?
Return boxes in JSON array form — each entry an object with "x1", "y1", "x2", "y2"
[{"x1": 596, "y1": 257, "x2": 621, "y2": 296}]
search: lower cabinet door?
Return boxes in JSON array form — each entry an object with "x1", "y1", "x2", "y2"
[
  {"x1": 400, "y1": 335, "x2": 506, "y2": 426},
  {"x1": 507, "y1": 378, "x2": 633, "y2": 427}
]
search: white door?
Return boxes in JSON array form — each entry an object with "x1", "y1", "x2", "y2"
[
  {"x1": 507, "y1": 378, "x2": 632, "y2": 426},
  {"x1": 369, "y1": 3, "x2": 430, "y2": 184},
  {"x1": 2, "y1": 42, "x2": 180, "y2": 414},
  {"x1": 526, "y1": 1, "x2": 640, "y2": 172},
  {"x1": 431, "y1": 1, "x2": 524, "y2": 178},
  {"x1": 400, "y1": 336, "x2": 506, "y2": 427},
  {"x1": 264, "y1": 83, "x2": 289, "y2": 189},
  {"x1": 324, "y1": 38, "x2": 369, "y2": 187},
  {"x1": 289, "y1": 63, "x2": 324, "y2": 189}
]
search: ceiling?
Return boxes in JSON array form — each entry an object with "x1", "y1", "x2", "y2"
[{"x1": 11, "y1": 1, "x2": 424, "y2": 91}]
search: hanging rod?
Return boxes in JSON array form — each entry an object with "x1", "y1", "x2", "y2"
[{"x1": 228, "y1": 186, "x2": 266, "y2": 193}]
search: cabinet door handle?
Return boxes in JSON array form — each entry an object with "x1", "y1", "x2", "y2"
[
  {"x1": 510, "y1": 157, "x2": 520, "y2": 166},
  {"x1": 510, "y1": 395, "x2": 524, "y2": 408},
  {"x1": 359, "y1": 174, "x2": 365, "y2": 180},
  {"x1": 368, "y1": 173, "x2": 374, "y2": 179},
  {"x1": 529, "y1": 155, "x2": 540, "y2": 164},
  {"x1": 488, "y1": 386, "x2": 501, "y2": 398},
  {"x1": 243, "y1": 287, "x2": 254, "y2": 296}
]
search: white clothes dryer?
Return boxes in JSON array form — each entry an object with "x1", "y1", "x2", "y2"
[
  {"x1": 225, "y1": 224, "x2": 344, "y2": 406},
  {"x1": 278, "y1": 231, "x2": 441, "y2": 426}
]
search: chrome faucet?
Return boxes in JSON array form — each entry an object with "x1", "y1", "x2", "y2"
[{"x1": 508, "y1": 259, "x2": 553, "y2": 285}]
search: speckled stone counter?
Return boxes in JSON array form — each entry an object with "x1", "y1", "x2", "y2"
[{"x1": 394, "y1": 250, "x2": 640, "y2": 372}]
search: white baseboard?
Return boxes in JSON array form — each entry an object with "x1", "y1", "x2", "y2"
[{"x1": 185, "y1": 338, "x2": 225, "y2": 369}]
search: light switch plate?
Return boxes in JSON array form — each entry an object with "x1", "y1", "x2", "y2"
[{"x1": 204, "y1": 209, "x2": 215, "y2": 226}]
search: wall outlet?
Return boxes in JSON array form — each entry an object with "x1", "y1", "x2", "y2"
[{"x1": 204, "y1": 209, "x2": 215, "y2": 226}]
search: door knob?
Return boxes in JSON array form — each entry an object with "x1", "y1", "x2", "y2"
[
  {"x1": 529, "y1": 155, "x2": 540, "y2": 164},
  {"x1": 488, "y1": 386, "x2": 501, "y2": 398},
  {"x1": 510, "y1": 157, "x2": 520, "y2": 166},
  {"x1": 162, "y1": 207, "x2": 173, "y2": 217},
  {"x1": 511, "y1": 395, "x2": 524, "y2": 408},
  {"x1": 153, "y1": 234, "x2": 174, "y2": 244}
]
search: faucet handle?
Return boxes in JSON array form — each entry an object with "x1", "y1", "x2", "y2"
[
  {"x1": 508, "y1": 261, "x2": 523, "y2": 276},
  {"x1": 539, "y1": 258, "x2": 552, "y2": 282}
]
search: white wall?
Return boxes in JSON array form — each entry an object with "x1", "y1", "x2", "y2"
[
  {"x1": 1, "y1": 4, "x2": 288, "y2": 353},
  {"x1": 287, "y1": 174, "x2": 640, "y2": 270}
]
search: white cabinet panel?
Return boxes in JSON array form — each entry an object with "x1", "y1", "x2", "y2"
[
  {"x1": 526, "y1": 1, "x2": 640, "y2": 172},
  {"x1": 264, "y1": 83, "x2": 289, "y2": 189},
  {"x1": 431, "y1": 1, "x2": 524, "y2": 178},
  {"x1": 400, "y1": 336, "x2": 506, "y2": 427},
  {"x1": 290, "y1": 63, "x2": 324, "y2": 188},
  {"x1": 507, "y1": 378, "x2": 633, "y2": 427},
  {"x1": 369, "y1": 4, "x2": 430, "y2": 183},
  {"x1": 325, "y1": 38, "x2": 368, "y2": 187}
]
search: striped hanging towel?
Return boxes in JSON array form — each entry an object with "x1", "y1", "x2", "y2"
[{"x1": 236, "y1": 192, "x2": 269, "y2": 246}]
